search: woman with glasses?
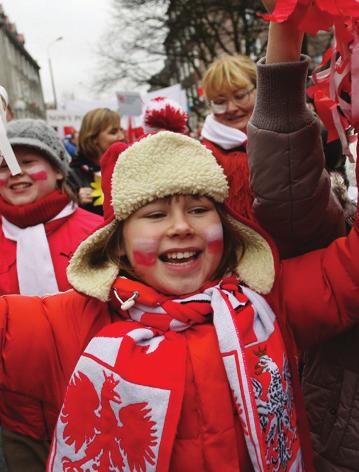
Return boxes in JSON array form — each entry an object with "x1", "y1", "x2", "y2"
[{"x1": 201, "y1": 54, "x2": 257, "y2": 220}]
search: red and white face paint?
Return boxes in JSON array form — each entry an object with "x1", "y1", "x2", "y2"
[
  {"x1": 205, "y1": 223, "x2": 224, "y2": 255},
  {"x1": 132, "y1": 239, "x2": 158, "y2": 267},
  {"x1": 0, "y1": 146, "x2": 63, "y2": 206},
  {"x1": 122, "y1": 195, "x2": 224, "y2": 296}
]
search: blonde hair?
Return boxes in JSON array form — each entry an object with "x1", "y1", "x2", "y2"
[
  {"x1": 78, "y1": 108, "x2": 121, "y2": 162},
  {"x1": 202, "y1": 54, "x2": 257, "y2": 99},
  {"x1": 89, "y1": 201, "x2": 243, "y2": 281}
]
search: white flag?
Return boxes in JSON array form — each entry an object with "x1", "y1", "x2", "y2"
[{"x1": 0, "y1": 86, "x2": 21, "y2": 175}]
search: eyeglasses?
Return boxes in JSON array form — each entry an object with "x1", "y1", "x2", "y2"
[{"x1": 209, "y1": 86, "x2": 255, "y2": 114}]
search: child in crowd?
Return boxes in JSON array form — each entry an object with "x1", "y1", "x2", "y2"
[
  {"x1": 0, "y1": 119, "x2": 102, "y2": 295},
  {"x1": 0, "y1": 118, "x2": 102, "y2": 470},
  {"x1": 71, "y1": 108, "x2": 125, "y2": 215},
  {"x1": 0, "y1": 125, "x2": 356, "y2": 471}
]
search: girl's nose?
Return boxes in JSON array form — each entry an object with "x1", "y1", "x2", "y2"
[{"x1": 167, "y1": 213, "x2": 194, "y2": 238}]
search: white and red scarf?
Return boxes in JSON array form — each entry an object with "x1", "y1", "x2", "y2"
[
  {"x1": 201, "y1": 113, "x2": 247, "y2": 150},
  {"x1": 49, "y1": 277, "x2": 304, "y2": 472},
  {"x1": 1, "y1": 193, "x2": 76, "y2": 296}
]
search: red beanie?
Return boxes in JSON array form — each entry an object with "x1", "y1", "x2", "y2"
[{"x1": 100, "y1": 141, "x2": 129, "y2": 223}]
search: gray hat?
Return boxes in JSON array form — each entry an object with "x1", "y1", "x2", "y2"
[{"x1": 6, "y1": 119, "x2": 71, "y2": 176}]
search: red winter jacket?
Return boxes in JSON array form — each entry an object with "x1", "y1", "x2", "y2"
[
  {"x1": 0, "y1": 208, "x2": 102, "y2": 295},
  {"x1": 0, "y1": 216, "x2": 357, "y2": 471}
]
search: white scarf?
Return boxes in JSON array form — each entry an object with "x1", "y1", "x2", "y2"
[
  {"x1": 2, "y1": 202, "x2": 76, "y2": 295},
  {"x1": 201, "y1": 113, "x2": 247, "y2": 150}
]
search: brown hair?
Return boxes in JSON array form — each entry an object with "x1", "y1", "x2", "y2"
[
  {"x1": 89, "y1": 202, "x2": 243, "y2": 281},
  {"x1": 58, "y1": 178, "x2": 78, "y2": 203},
  {"x1": 33, "y1": 151, "x2": 79, "y2": 204},
  {"x1": 78, "y1": 108, "x2": 121, "y2": 163},
  {"x1": 202, "y1": 54, "x2": 257, "y2": 100}
]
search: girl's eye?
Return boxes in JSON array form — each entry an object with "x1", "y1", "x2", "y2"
[
  {"x1": 189, "y1": 207, "x2": 208, "y2": 215},
  {"x1": 144, "y1": 211, "x2": 166, "y2": 219},
  {"x1": 21, "y1": 160, "x2": 34, "y2": 165}
]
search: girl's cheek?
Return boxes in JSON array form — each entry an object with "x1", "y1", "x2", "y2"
[
  {"x1": 29, "y1": 170, "x2": 48, "y2": 181},
  {"x1": 206, "y1": 224, "x2": 224, "y2": 254},
  {"x1": 133, "y1": 251, "x2": 157, "y2": 266},
  {"x1": 132, "y1": 239, "x2": 158, "y2": 267},
  {"x1": 0, "y1": 177, "x2": 7, "y2": 187}
]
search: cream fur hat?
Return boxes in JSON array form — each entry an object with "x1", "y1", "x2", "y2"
[{"x1": 68, "y1": 131, "x2": 275, "y2": 301}]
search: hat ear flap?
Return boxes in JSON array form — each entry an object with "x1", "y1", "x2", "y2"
[{"x1": 67, "y1": 220, "x2": 119, "y2": 301}]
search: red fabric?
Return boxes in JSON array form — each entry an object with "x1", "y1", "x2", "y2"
[
  {"x1": 169, "y1": 326, "x2": 253, "y2": 471},
  {"x1": 261, "y1": 1, "x2": 359, "y2": 34},
  {"x1": 0, "y1": 190, "x2": 70, "y2": 228},
  {"x1": 100, "y1": 141, "x2": 128, "y2": 223},
  {"x1": 202, "y1": 138, "x2": 255, "y2": 221},
  {"x1": 262, "y1": 0, "x2": 359, "y2": 157},
  {"x1": 0, "y1": 208, "x2": 102, "y2": 295}
]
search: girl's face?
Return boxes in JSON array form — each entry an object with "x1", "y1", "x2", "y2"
[
  {"x1": 95, "y1": 122, "x2": 125, "y2": 154},
  {"x1": 0, "y1": 146, "x2": 63, "y2": 206},
  {"x1": 122, "y1": 195, "x2": 224, "y2": 295}
]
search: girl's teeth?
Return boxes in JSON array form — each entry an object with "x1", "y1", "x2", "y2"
[
  {"x1": 167, "y1": 251, "x2": 195, "y2": 260},
  {"x1": 12, "y1": 183, "x2": 30, "y2": 189}
]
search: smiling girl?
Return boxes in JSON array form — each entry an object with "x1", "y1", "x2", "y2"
[
  {"x1": 0, "y1": 128, "x2": 356, "y2": 471},
  {"x1": 0, "y1": 119, "x2": 102, "y2": 296}
]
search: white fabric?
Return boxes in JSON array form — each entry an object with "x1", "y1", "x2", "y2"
[
  {"x1": 2, "y1": 202, "x2": 76, "y2": 296},
  {"x1": 0, "y1": 86, "x2": 8, "y2": 122},
  {"x1": 201, "y1": 113, "x2": 247, "y2": 150},
  {"x1": 348, "y1": 185, "x2": 358, "y2": 203}
]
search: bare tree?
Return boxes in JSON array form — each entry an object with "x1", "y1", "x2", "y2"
[
  {"x1": 95, "y1": 0, "x2": 169, "y2": 91},
  {"x1": 95, "y1": 0, "x2": 333, "y2": 118},
  {"x1": 95, "y1": 1, "x2": 266, "y2": 92}
]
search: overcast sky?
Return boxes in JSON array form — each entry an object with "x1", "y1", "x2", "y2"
[{"x1": 1, "y1": 0, "x2": 113, "y2": 104}]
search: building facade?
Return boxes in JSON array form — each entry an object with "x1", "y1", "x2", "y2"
[{"x1": 0, "y1": 4, "x2": 45, "y2": 119}]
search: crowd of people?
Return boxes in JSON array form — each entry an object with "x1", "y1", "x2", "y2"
[{"x1": 0, "y1": 0, "x2": 357, "y2": 471}]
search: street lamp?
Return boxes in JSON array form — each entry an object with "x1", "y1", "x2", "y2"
[{"x1": 47, "y1": 36, "x2": 63, "y2": 109}]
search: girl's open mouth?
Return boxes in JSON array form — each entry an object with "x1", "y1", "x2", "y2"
[
  {"x1": 160, "y1": 250, "x2": 201, "y2": 264},
  {"x1": 10, "y1": 182, "x2": 32, "y2": 191}
]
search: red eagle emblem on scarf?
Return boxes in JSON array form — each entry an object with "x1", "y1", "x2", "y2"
[{"x1": 60, "y1": 371, "x2": 158, "y2": 471}]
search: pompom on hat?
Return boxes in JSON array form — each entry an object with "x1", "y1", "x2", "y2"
[
  {"x1": 143, "y1": 96, "x2": 188, "y2": 134},
  {"x1": 6, "y1": 119, "x2": 71, "y2": 176},
  {"x1": 68, "y1": 131, "x2": 275, "y2": 301}
]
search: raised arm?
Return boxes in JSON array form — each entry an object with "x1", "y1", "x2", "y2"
[
  {"x1": 262, "y1": 0, "x2": 303, "y2": 63},
  {"x1": 247, "y1": 1, "x2": 345, "y2": 258}
]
